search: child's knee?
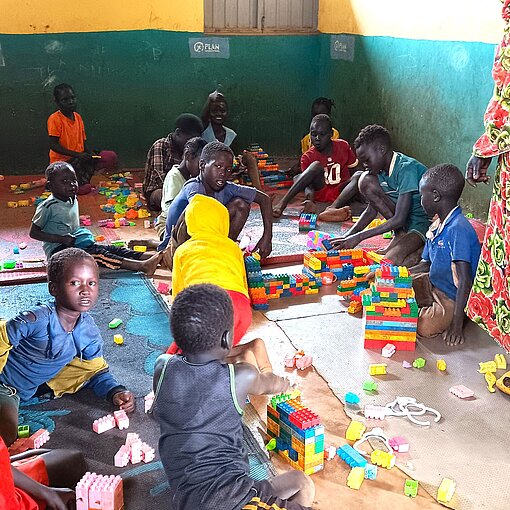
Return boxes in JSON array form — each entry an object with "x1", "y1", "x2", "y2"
[
  {"x1": 358, "y1": 171, "x2": 380, "y2": 198},
  {"x1": 228, "y1": 197, "x2": 250, "y2": 216},
  {"x1": 295, "y1": 472, "x2": 315, "y2": 504}
]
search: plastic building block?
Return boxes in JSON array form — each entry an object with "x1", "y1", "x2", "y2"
[
  {"x1": 370, "y1": 449, "x2": 396, "y2": 469},
  {"x1": 265, "y1": 438, "x2": 277, "y2": 451},
  {"x1": 3, "y1": 260, "x2": 16, "y2": 269},
  {"x1": 144, "y1": 391, "x2": 154, "y2": 413},
  {"x1": 347, "y1": 466, "x2": 365, "y2": 490},
  {"x1": 364, "y1": 405, "x2": 386, "y2": 420},
  {"x1": 295, "y1": 354, "x2": 313, "y2": 370},
  {"x1": 113, "y1": 334, "x2": 124, "y2": 345},
  {"x1": 8, "y1": 201, "x2": 18, "y2": 208},
  {"x1": 412, "y1": 357, "x2": 426, "y2": 369},
  {"x1": 437, "y1": 478, "x2": 456, "y2": 503},
  {"x1": 436, "y1": 359, "x2": 447, "y2": 371},
  {"x1": 449, "y1": 385, "x2": 474, "y2": 399},
  {"x1": 369, "y1": 364, "x2": 387, "y2": 375},
  {"x1": 362, "y1": 381, "x2": 377, "y2": 392},
  {"x1": 157, "y1": 282, "x2": 170, "y2": 294},
  {"x1": 337, "y1": 444, "x2": 368, "y2": 468},
  {"x1": 138, "y1": 208, "x2": 150, "y2": 218},
  {"x1": 143, "y1": 219, "x2": 151, "y2": 228},
  {"x1": 93, "y1": 415, "x2": 116, "y2": 434},
  {"x1": 114, "y1": 446, "x2": 130, "y2": 467},
  {"x1": 18, "y1": 425, "x2": 30, "y2": 438},
  {"x1": 76, "y1": 472, "x2": 123, "y2": 510},
  {"x1": 13, "y1": 247, "x2": 19, "y2": 255},
  {"x1": 404, "y1": 479, "x2": 419, "y2": 497},
  {"x1": 8, "y1": 430, "x2": 50, "y2": 455},
  {"x1": 284, "y1": 350, "x2": 313, "y2": 370},
  {"x1": 402, "y1": 360, "x2": 412, "y2": 369},
  {"x1": 478, "y1": 360, "x2": 497, "y2": 373},
  {"x1": 133, "y1": 245, "x2": 147, "y2": 252},
  {"x1": 114, "y1": 410, "x2": 129, "y2": 430},
  {"x1": 345, "y1": 392, "x2": 360, "y2": 405},
  {"x1": 389, "y1": 436, "x2": 409, "y2": 453},
  {"x1": 345, "y1": 421, "x2": 366, "y2": 441},
  {"x1": 494, "y1": 353, "x2": 507, "y2": 370},
  {"x1": 381, "y1": 343, "x2": 396, "y2": 358},
  {"x1": 485, "y1": 371, "x2": 497, "y2": 393},
  {"x1": 324, "y1": 445, "x2": 337, "y2": 460},
  {"x1": 109, "y1": 318, "x2": 123, "y2": 329},
  {"x1": 347, "y1": 300, "x2": 363, "y2": 314},
  {"x1": 31, "y1": 429, "x2": 50, "y2": 449},
  {"x1": 364, "y1": 463, "x2": 378, "y2": 480}
]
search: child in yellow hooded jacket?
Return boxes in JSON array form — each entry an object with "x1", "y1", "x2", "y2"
[{"x1": 167, "y1": 194, "x2": 273, "y2": 372}]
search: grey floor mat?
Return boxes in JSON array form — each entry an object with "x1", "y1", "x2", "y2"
[{"x1": 276, "y1": 313, "x2": 509, "y2": 510}]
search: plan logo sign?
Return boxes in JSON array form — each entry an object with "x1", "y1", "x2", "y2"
[
  {"x1": 330, "y1": 34, "x2": 355, "y2": 61},
  {"x1": 189, "y1": 37, "x2": 230, "y2": 59}
]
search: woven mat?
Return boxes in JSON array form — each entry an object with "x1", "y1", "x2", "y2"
[{"x1": 274, "y1": 304, "x2": 509, "y2": 510}]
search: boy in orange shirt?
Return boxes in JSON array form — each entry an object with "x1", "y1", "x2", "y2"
[{"x1": 47, "y1": 83, "x2": 116, "y2": 194}]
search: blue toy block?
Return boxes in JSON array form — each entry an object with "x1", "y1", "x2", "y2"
[
  {"x1": 345, "y1": 392, "x2": 361, "y2": 405},
  {"x1": 337, "y1": 444, "x2": 367, "y2": 468},
  {"x1": 364, "y1": 464, "x2": 378, "y2": 480}
]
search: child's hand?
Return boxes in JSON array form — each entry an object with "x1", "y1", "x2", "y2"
[
  {"x1": 41, "y1": 487, "x2": 75, "y2": 510},
  {"x1": 443, "y1": 324, "x2": 465, "y2": 346},
  {"x1": 253, "y1": 235, "x2": 272, "y2": 259},
  {"x1": 78, "y1": 151, "x2": 93, "y2": 162},
  {"x1": 61, "y1": 234, "x2": 76, "y2": 247},
  {"x1": 112, "y1": 390, "x2": 136, "y2": 413},
  {"x1": 331, "y1": 234, "x2": 361, "y2": 250}
]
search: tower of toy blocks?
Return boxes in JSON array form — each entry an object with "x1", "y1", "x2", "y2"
[
  {"x1": 245, "y1": 144, "x2": 293, "y2": 190},
  {"x1": 76, "y1": 472, "x2": 123, "y2": 510},
  {"x1": 245, "y1": 255, "x2": 269, "y2": 310},
  {"x1": 266, "y1": 393, "x2": 324, "y2": 475},
  {"x1": 361, "y1": 265, "x2": 418, "y2": 351},
  {"x1": 299, "y1": 213, "x2": 317, "y2": 232}
]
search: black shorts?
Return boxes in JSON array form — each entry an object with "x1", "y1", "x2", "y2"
[
  {"x1": 81, "y1": 243, "x2": 144, "y2": 270},
  {"x1": 241, "y1": 480, "x2": 312, "y2": 510}
]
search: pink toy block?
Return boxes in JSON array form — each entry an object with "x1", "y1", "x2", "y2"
[
  {"x1": 30, "y1": 429, "x2": 50, "y2": 449},
  {"x1": 97, "y1": 219, "x2": 109, "y2": 227},
  {"x1": 93, "y1": 414, "x2": 116, "y2": 434},
  {"x1": 114, "y1": 445, "x2": 131, "y2": 468},
  {"x1": 157, "y1": 282, "x2": 170, "y2": 294},
  {"x1": 125, "y1": 433, "x2": 140, "y2": 446},
  {"x1": 141, "y1": 443, "x2": 155, "y2": 463},
  {"x1": 144, "y1": 220, "x2": 151, "y2": 228},
  {"x1": 284, "y1": 353, "x2": 296, "y2": 368},
  {"x1": 364, "y1": 405, "x2": 386, "y2": 420},
  {"x1": 402, "y1": 360, "x2": 412, "y2": 369},
  {"x1": 114, "y1": 410, "x2": 129, "y2": 430},
  {"x1": 324, "y1": 445, "x2": 337, "y2": 461},
  {"x1": 130, "y1": 440, "x2": 143, "y2": 464},
  {"x1": 144, "y1": 391, "x2": 154, "y2": 413},
  {"x1": 449, "y1": 385, "x2": 475, "y2": 399},
  {"x1": 389, "y1": 436, "x2": 409, "y2": 453},
  {"x1": 76, "y1": 472, "x2": 123, "y2": 510},
  {"x1": 382, "y1": 343, "x2": 396, "y2": 358},
  {"x1": 295, "y1": 354, "x2": 313, "y2": 370}
]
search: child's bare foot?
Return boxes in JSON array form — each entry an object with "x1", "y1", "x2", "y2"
[
  {"x1": 140, "y1": 251, "x2": 164, "y2": 276},
  {"x1": 272, "y1": 202, "x2": 285, "y2": 218},
  {"x1": 301, "y1": 200, "x2": 317, "y2": 214},
  {"x1": 128, "y1": 239, "x2": 160, "y2": 250},
  {"x1": 318, "y1": 205, "x2": 351, "y2": 223}
]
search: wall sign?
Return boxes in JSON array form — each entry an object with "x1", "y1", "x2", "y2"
[
  {"x1": 189, "y1": 37, "x2": 230, "y2": 59},
  {"x1": 330, "y1": 34, "x2": 355, "y2": 61}
]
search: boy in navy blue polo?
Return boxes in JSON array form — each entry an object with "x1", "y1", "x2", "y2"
[{"x1": 410, "y1": 164, "x2": 481, "y2": 346}]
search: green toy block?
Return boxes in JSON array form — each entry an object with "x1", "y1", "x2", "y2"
[
  {"x1": 18, "y1": 425, "x2": 30, "y2": 438},
  {"x1": 265, "y1": 438, "x2": 277, "y2": 451},
  {"x1": 382, "y1": 232, "x2": 393, "y2": 239},
  {"x1": 362, "y1": 381, "x2": 378, "y2": 392},
  {"x1": 413, "y1": 357, "x2": 426, "y2": 369},
  {"x1": 404, "y1": 479, "x2": 419, "y2": 497},
  {"x1": 109, "y1": 318, "x2": 123, "y2": 329},
  {"x1": 111, "y1": 241, "x2": 127, "y2": 247},
  {"x1": 3, "y1": 260, "x2": 16, "y2": 269}
]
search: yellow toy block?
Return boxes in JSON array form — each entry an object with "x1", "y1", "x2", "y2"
[
  {"x1": 133, "y1": 245, "x2": 147, "y2": 253},
  {"x1": 485, "y1": 372, "x2": 497, "y2": 393},
  {"x1": 494, "y1": 354, "x2": 507, "y2": 370},
  {"x1": 113, "y1": 334, "x2": 124, "y2": 345},
  {"x1": 7, "y1": 201, "x2": 18, "y2": 208},
  {"x1": 371, "y1": 449, "x2": 395, "y2": 469},
  {"x1": 436, "y1": 360, "x2": 447, "y2": 371},
  {"x1": 347, "y1": 467, "x2": 365, "y2": 489},
  {"x1": 345, "y1": 421, "x2": 366, "y2": 441},
  {"x1": 138, "y1": 208, "x2": 150, "y2": 219},
  {"x1": 437, "y1": 478, "x2": 456, "y2": 503},
  {"x1": 478, "y1": 361, "x2": 497, "y2": 374},
  {"x1": 369, "y1": 363, "x2": 387, "y2": 375},
  {"x1": 17, "y1": 200, "x2": 30, "y2": 207}
]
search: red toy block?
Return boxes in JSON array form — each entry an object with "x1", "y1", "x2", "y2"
[
  {"x1": 156, "y1": 282, "x2": 170, "y2": 294},
  {"x1": 363, "y1": 339, "x2": 416, "y2": 351}
]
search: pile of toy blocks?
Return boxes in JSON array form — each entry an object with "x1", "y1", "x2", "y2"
[
  {"x1": 306, "y1": 230, "x2": 331, "y2": 250},
  {"x1": 244, "y1": 255, "x2": 320, "y2": 311},
  {"x1": 298, "y1": 213, "x2": 317, "y2": 232},
  {"x1": 361, "y1": 265, "x2": 418, "y2": 351},
  {"x1": 8, "y1": 429, "x2": 50, "y2": 455},
  {"x1": 266, "y1": 393, "x2": 324, "y2": 475},
  {"x1": 76, "y1": 472, "x2": 123, "y2": 510},
  {"x1": 246, "y1": 143, "x2": 293, "y2": 190}
]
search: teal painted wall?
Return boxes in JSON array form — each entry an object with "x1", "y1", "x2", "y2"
[
  {"x1": 319, "y1": 34, "x2": 497, "y2": 217},
  {"x1": 0, "y1": 31, "x2": 320, "y2": 174}
]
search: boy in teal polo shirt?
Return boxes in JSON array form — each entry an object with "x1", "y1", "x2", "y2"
[
  {"x1": 410, "y1": 164, "x2": 481, "y2": 346},
  {"x1": 331, "y1": 124, "x2": 430, "y2": 266}
]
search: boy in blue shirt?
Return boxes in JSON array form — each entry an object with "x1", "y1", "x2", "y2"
[
  {"x1": 331, "y1": 124, "x2": 431, "y2": 266},
  {"x1": 159, "y1": 141, "x2": 273, "y2": 259},
  {"x1": 0, "y1": 248, "x2": 134, "y2": 446},
  {"x1": 30, "y1": 162, "x2": 163, "y2": 275},
  {"x1": 153, "y1": 284, "x2": 314, "y2": 510},
  {"x1": 410, "y1": 164, "x2": 481, "y2": 346}
]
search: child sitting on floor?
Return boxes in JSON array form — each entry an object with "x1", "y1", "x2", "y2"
[
  {"x1": 166, "y1": 194, "x2": 270, "y2": 369},
  {"x1": 301, "y1": 97, "x2": 340, "y2": 154},
  {"x1": 330, "y1": 124, "x2": 431, "y2": 266},
  {"x1": 410, "y1": 164, "x2": 481, "y2": 346},
  {"x1": 160, "y1": 141, "x2": 273, "y2": 259},
  {"x1": 0, "y1": 248, "x2": 135, "y2": 446},
  {"x1": 153, "y1": 284, "x2": 315, "y2": 510},
  {"x1": 154, "y1": 137, "x2": 208, "y2": 239},
  {"x1": 272, "y1": 114, "x2": 361, "y2": 222},
  {"x1": 48, "y1": 83, "x2": 116, "y2": 194},
  {"x1": 30, "y1": 162, "x2": 163, "y2": 275}
]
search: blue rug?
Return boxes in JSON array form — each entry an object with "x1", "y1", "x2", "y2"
[{"x1": 0, "y1": 272, "x2": 274, "y2": 509}]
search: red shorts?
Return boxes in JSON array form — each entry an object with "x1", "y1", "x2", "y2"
[
  {"x1": 314, "y1": 179, "x2": 350, "y2": 203},
  {"x1": 167, "y1": 289, "x2": 252, "y2": 354}
]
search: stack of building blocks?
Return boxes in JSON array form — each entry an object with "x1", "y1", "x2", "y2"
[
  {"x1": 266, "y1": 393, "x2": 324, "y2": 475},
  {"x1": 245, "y1": 144, "x2": 293, "y2": 190},
  {"x1": 76, "y1": 472, "x2": 123, "y2": 510},
  {"x1": 362, "y1": 265, "x2": 418, "y2": 351},
  {"x1": 298, "y1": 213, "x2": 317, "y2": 232},
  {"x1": 284, "y1": 350, "x2": 313, "y2": 370},
  {"x1": 8, "y1": 429, "x2": 50, "y2": 455},
  {"x1": 114, "y1": 433, "x2": 155, "y2": 467},
  {"x1": 92, "y1": 411, "x2": 129, "y2": 434}
]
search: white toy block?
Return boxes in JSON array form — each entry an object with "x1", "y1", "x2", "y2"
[
  {"x1": 381, "y1": 343, "x2": 396, "y2": 358},
  {"x1": 93, "y1": 414, "x2": 116, "y2": 434},
  {"x1": 114, "y1": 410, "x2": 129, "y2": 430},
  {"x1": 364, "y1": 405, "x2": 386, "y2": 420}
]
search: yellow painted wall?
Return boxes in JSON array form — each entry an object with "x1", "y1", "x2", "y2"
[
  {"x1": 319, "y1": 0, "x2": 504, "y2": 43},
  {"x1": 0, "y1": 0, "x2": 203, "y2": 34}
]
